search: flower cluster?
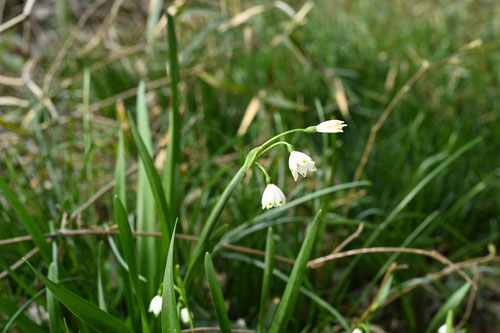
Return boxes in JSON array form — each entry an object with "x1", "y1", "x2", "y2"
[
  {"x1": 148, "y1": 295, "x2": 192, "y2": 324},
  {"x1": 260, "y1": 120, "x2": 346, "y2": 209}
]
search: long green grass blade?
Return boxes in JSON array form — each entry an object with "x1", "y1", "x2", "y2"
[
  {"x1": 146, "y1": 0, "x2": 164, "y2": 41},
  {"x1": 0, "y1": 179, "x2": 51, "y2": 263},
  {"x1": 426, "y1": 283, "x2": 470, "y2": 333},
  {"x1": 2, "y1": 288, "x2": 46, "y2": 333},
  {"x1": 97, "y1": 241, "x2": 107, "y2": 311},
  {"x1": 26, "y1": 261, "x2": 134, "y2": 333},
  {"x1": 47, "y1": 263, "x2": 61, "y2": 333},
  {"x1": 114, "y1": 129, "x2": 127, "y2": 209},
  {"x1": 258, "y1": 227, "x2": 275, "y2": 333},
  {"x1": 205, "y1": 252, "x2": 232, "y2": 333},
  {"x1": 269, "y1": 210, "x2": 322, "y2": 333},
  {"x1": 163, "y1": 12, "x2": 182, "y2": 228},
  {"x1": 136, "y1": 80, "x2": 157, "y2": 299},
  {"x1": 128, "y1": 112, "x2": 171, "y2": 246},
  {"x1": 161, "y1": 222, "x2": 181, "y2": 333},
  {"x1": 114, "y1": 196, "x2": 150, "y2": 333}
]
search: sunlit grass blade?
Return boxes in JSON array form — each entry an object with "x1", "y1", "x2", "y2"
[
  {"x1": 446, "y1": 310, "x2": 453, "y2": 333},
  {"x1": 268, "y1": 210, "x2": 322, "y2": 333},
  {"x1": 136, "y1": 80, "x2": 157, "y2": 299},
  {"x1": 426, "y1": 283, "x2": 470, "y2": 333},
  {"x1": 114, "y1": 196, "x2": 150, "y2": 333},
  {"x1": 163, "y1": 12, "x2": 182, "y2": 227},
  {"x1": 146, "y1": 0, "x2": 164, "y2": 42},
  {"x1": 26, "y1": 260, "x2": 134, "y2": 333},
  {"x1": 0, "y1": 179, "x2": 51, "y2": 263},
  {"x1": 258, "y1": 227, "x2": 275, "y2": 333},
  {"x1": 47, "y1": 263, "x2": 61, "y2": 333},
  {"x1": 205, "y1": 252, "x2": 232, "y2": 333},
  {"x1": 128, "y1": 112, "x2": 171, "y2": 248},
  {"x1": 161, "y1": 222, "x2": 181, "y2": 333}
]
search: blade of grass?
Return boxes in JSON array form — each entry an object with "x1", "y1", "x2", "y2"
[
  {"x1": 128, "y1": 112, "x2": 171, "y2": 251},
  {"x1": 97, "y1": 241, "x2": 107, "y2": 311},
  {"x1": 426, "y1": 283, "x2": 470, "y2": 333},
  {"x1": 26, "y1": 260, "x2": 134, "y2": 333},
  {"x1": 114, "y1": 129, "x2": 126, "y2": 209},
  {"x1": 136, "y1": 80, "x2": 157, "y2": 299},
  {"x1": 258, "y1": 227, "x2": 275, "y2": 333},
  {"x1": 114, "y1": 196, "x2": 150, "y2": 333},
  {"x1": 268, "y1": 210, "x2": 322, "y2": 333},
  {"x1": 47, "y1": 263, "x2": 61, "y2": 333},
  {"x1": 161, "y1": 222, "x2": 181, "y2": 333},
  {"x1": 2, "y1": 288, "x2": 46, "y2": 333},
  {"x1": 205, "y1": 252, "x2": 232, "y2": 333},
  {"x1": 0, "y1": 179, "x2": 51, "y2": 263},
  {"x1": 163, "y1": 12, "x2": 182, "y2": 229},
  {"x1": 146, "y1": 0, "x2": 164, "y2": 42}
]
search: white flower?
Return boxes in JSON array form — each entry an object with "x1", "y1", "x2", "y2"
[
  {"x1": 352, "y1": 329, "x2": 363, "y2": 333},
  {"x1": 438, "y1": 324, "x2": 452, "y2": 333},
  {"x1": 288, "y1": 151, "x2": 317, "y2": 181},
  {"x1": 148, "y1": 295, "x2": 162, "y2": 317},
  {"x1": 261, "y1": 184, "x2": 286, "y2": 209},
  {"x1": 180, "y1": 307, "x2": 191, "y2": 324},
  {"x1": 316, "y1": 120, "x2": 347, "y2": 133}
]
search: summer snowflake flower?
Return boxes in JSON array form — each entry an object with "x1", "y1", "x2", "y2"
[
  {"x1": 288, "y1": 151, "x2": 316, "y2": 181},
  {"x1": 438, "y1": 324, "x2": 451, "y2": 333},
  {"x1": 316, "y1": 120, "x2": 347, "y2": 133},
  {"x1": 352, "y1": 329, "x2": 363, "y2": 333},
  {"x1": 261, "y1": 184, "x2": 286, "y2": 209},
  {"x1": 148, "y1": 295, "x2": 162, "y2": 317},
  {"x1": 180, "y1": 307, "x2": 191, "y2": 324}
]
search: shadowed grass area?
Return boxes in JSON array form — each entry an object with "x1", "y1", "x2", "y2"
[{"x1": 0, "y1": 0, "x2": 499, "y2": 332}]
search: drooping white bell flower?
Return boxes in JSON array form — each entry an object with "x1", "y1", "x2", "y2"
[
  {"x1": 438, "y1": 324, "x2": 451, "y2": 333},
  {"x1": 180, "y1": 307, "x2": 191, "y2": 324},
  {"x1": 148, "y1": 295, "x2": 162, "y2": 317},
  {"x1": 288, "y1": 151, "x2": 317, "y2": 181},
  {"x1": 261, "y1": 184, "x2": 286, "y2": 209},
  {"x1": 352, "y1": 329, "x2": 363, "y2": 333},
  {"x1": 316, "y1": 120, "x2": 347, "y2": 133}
]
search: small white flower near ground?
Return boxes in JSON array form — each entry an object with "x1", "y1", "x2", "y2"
[
  {"x1": 316, "y1": 120, "x2": 347, "y2": 133},
  {"x1": 236, "y1": 318, "x2": 247, "y2": 328},
  {"x1": 180, "y1": 307, "x2": 191, "y2": 324},
  {"x1": 148, "y1": 295, "x2": 162, "y2": 317},
  {"x1": 261, "y1": 184, "x2": 286, "y2": 209},
  {"x1": 352, "y1": 328, "x2": 363, "y2": 333},
  {"x1": 438, "y1": 324, "x2": 451, "y2": 333},
  {"x1": 288, "y1": 151, "x2": 317, "y2": 181}
]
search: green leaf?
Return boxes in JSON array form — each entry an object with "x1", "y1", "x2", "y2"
[
  {"x1": 26, "y1": 261, "x2": 134, "y2": 333},
  {"x1": 128, "y1": 112, "x2": 171, "y2": 246},
  {"x1": 47, "y1": 263, "x2": 61, "y2": 333},
  {"x1": 97, "y1": 241, "x2": 107, "y2": 311},
  {"x1": 136, "y1": 80, "x2": 157, "y2": 299},
  {"x1": 163, "y1": 12, "x2": 182, "y2": 227},
  {"x1": 205, "y1": 252, "x2": 232, "y2": 333},
  {"x1": 268, "y1": 210, "x2": 322, "y2": 333},
  {"x1": 0, "y1": 179, "x2": 51, "y2": 263},
  {"x1": 446, "y1": 310, "x2": 453, "y2": 333},
  {"x1": 426, "y1": 283, "x2": 470, "y2": 333},
  {"x1": 114, "y1": 129, "x2": 127, "y2": 209},
  {"x1": 114, "y1": 196, "x2": 150, "y2": 333},
  {"x1": 146, "y1": 0, "x2": 164, "y2": 41},
  {"x1": 161, "y1": 222, "x2": 181, "y2": 333},
  {"x1": 258, "y1": 227, "x2": 275, "y2": 333}
]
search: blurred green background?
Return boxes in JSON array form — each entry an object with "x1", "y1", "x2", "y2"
[{"x1": 1, "y1": 0, "x2": 499, "y2": 332}]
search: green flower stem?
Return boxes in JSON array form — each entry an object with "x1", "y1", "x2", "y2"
[
  {"x1": 258, "y1": 128, "x2": 309, "y2": 153},
  {"x1": 257, "y1": 141, "x2": 294, "y2": 158},
  {"x1": 255, "y1": 162, "x2": 272, "y2": 184}
]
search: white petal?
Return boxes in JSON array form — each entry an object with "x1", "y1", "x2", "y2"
[
  {"x1": 291, "y1": 170, "x2": 299, "y2": 181},
  {"x1": 316, "y1": 120, "x2": 347, "y2": 133},
  {"x1": 261, "y1": 185, "x2": 275, "y2": 209},
  {"x1": 180, "y1": 308, "x2": 191, "y2": 324},
  {"x1": 148, "y1": 296, "x2": 162, "y2": 317}
]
